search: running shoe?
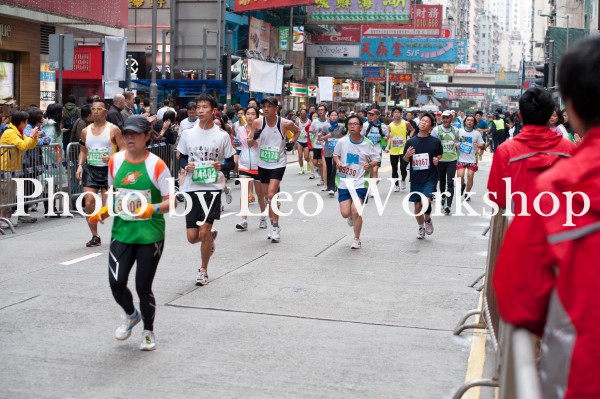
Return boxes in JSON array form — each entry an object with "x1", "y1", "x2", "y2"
[
  {"x1": 115, "y1": 309, "x2": 141, "y2": 340},
  {"x1": 464, "y1": 193, "x2": 471, "y2": 202},
  {"x1": 317, "y1": 180, "x2": 324, "y2": 186},
  {"x1": 271, "y1": 226, "x2": 281, "y2": 243},
  {"x1": 196, "y1": 270, "x2": 209, "y2": 286},
  {"x1": 298, "y1": 169, "x2": 305, "y2": 175},
  {"x1": 328, "y1": 190, "x2": 335, "y2": 197},
  {"x1": 309, "y1": 173, "x2": 315, "y2": 180},
  {"x1": 425, "y1": 219, "x2": 434, "y2": 235},
  {"x1": 393, "y1": 185, "x2": 400, "y2": 193},
  {"x1": 417, "y1": 226, "x2": 426, "y2": 239},
  {"x1": 86, "y1": 236, "x2": 101, "y2": 247},
  {"x1": 236, "y1": 220, "x2": 248, "y2": 231},
  {"x1": 444, "y1": 207, "x2": 451, "y2": 216},
  {"x1": 259, "y1": 216, "x2": 268, "y2": 229},
  {"x1": 140, "y1": 330, "x2": 156, "y2": 351},
  {"x1": 347, "y1": 216, "x2": 353, "y2": 227},
  {"x1": 400, "y1": 180, "x2": 407, "y2": 191},
  {"x1": 248, "y1": 194, "x2": 256, "y2": 203},
  {"x1": 225, "y1": 187, "x2": 233, "y2": 204},
  {"x1": 351, "y1": 238, "x2": 361, "y2": 249}
]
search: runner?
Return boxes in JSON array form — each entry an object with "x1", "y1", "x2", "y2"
[
  {"x1": 403, "y1": 113, "x2": 443, "y2": 239},
  {"x1": 250, "y1": 97, "x2": 300, "y2": 243},
  {"x1": 308, "y1": 104, "x2": 329, "y2": 186},
  {"x1": 89, "y1": 115, "x2": 173, "y2": 351},
  {"x1": 235, "y1": 106, "x2": 267, "y2": 231},
  {"x1": 431, "y1": 110, "x2": 459, "y2": 215},
  {"x1": 333, "y1": 115, "x2": 381, "y2": 249},
  {"x1": 360, "y1": 109, "x2": 389, "y2": 185},
  {"x1": 456, "y1": 114, "x2": 485, "y2": 200},
  {"x1": 386, "y1": 106, "x2": 414, "y2": 192},
  {"x1": 75, "y1": 99, "x2": 124, "y2": 247},
  {"x1": 295, "y1": 109, "x2": 311, "y2": 175},
  {"x1": 475, "y1": 111, "x2": 490, "y2": 157},
  {"x1": 322, "y1": 110, "x2": 347, "y2": 196},
  {"x1": 178, "y1": 102, "x2": 198, "y2": 132},
  {"x1": 178, "y1": 94, "x2": 236, "y2": 286}
]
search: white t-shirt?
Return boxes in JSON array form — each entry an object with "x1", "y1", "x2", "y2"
[
  {"x1": 457, "y1": 128, "x2": 484, "y2": 164},
  {"x1": 177, "y1": 124, "x2": 236, "y2": 192},
  {"x1": 179, "y1": 117, "x2": 198, "y2": 133},
  {"x1": 333, "y1": 136, "x2": 381, "y2": 190},
  {"x1": 257, "y1": 116, "x2": 288, "y2": 169},
  {"x1": 156, "y1": 106, "x2": 175, "y2": 121},
  {"x1": 309, "y1": 118, "x2": 329, "y2": 149}
]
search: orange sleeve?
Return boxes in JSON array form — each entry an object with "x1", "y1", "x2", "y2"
[
  {"x1": 154, "y1": 158, "x2": 167, "y2": 182},
  {"x1": 108, "y1": 155, "x2": 115, "y2": 179}
]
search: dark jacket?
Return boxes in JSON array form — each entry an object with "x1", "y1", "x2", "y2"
[
  {"x1": 106, "y1": 105, "x2": 125, "y2": 131},
  {"x1": 69, "y1": 118, "x2": 90, "y2": 143},
  {"x1": 62, "y1": 102, "x2": 80, "y2": 129}
]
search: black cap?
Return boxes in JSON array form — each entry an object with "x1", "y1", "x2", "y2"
[
  {"x1": 261, "y1": 97, "x2": 279, "y2": 107},
  {"x1": 122, "y1": 115, "x2": 151, "y2": 134}
]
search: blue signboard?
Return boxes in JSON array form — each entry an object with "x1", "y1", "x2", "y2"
[
  {"x1": 362, "y1": 66, "x2": 386, "y2": 78},
  {"x1": 359, "y1": 38, "x2": 459, "y2": 63},
  {"x1": 456, "y1": 39, "x2": 468, "y2": 64}
]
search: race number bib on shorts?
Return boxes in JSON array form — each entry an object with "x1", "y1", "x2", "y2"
[
  {"x1": 412, "y1": 153, "x2": 430, "y2": 171},
  {"x1": 442, "y1": 140, "x2": 455, "y2": 153},
  {"x1": 337, "y1": 163, "x2": 360, "y2": 179},
  {"x1": 326, "y1": 138, "x2": 339, "y2": 150},
  {"x1": 192, "y1": 161, "x2": 218, "y2": 184},
  {"x1": 259, "y1": 146, "x2": 280, "y2": 163},
  {"x1": 88, "y1": 148, "x2": 109, "y2": 166},
  {"x1": 115, "y1": 188, "x2": 152, "y2": 221},
  {"x1": 459, "y1": 142, "x2": 473, "y2": 154},
  {"x1": 392, "y1": 137, "x2": 404, "y2": 147}
]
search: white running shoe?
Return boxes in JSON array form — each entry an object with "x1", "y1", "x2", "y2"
[
  {"x1": 328, "y1": 190, "x2": 335, "y2": 196},
  {"x1": 140, "y1": 330, "x2": 156, "y2": 351},
  {"x1": 317, "y1": 180, "x2": 324, "y2": 186},
  {"x1": 425, "y1": 219, "x2": 434, "y2": 235},
  {"x1": 236, "y1": 220, "x2": 248, "y2": 231},
  {"x1": 347, "y1": 216, "x2": 353, "y2": 227},
  {"x1": 309, "y1": 173, "x2": 315, "y2": 180},
  {"x1": 417, "y1": 226, "x2": 426, "y2": 240},
  {"x1": 393, "y1": 185, "x2": 400, "y2": 192},
  {"x1": 270, "y1": 226, "x2": 281, "y2": 243},
  {"x1": 196, "y1": 270, "x2": 209, "y2": 286},
  {"x1": 115, "y1": 309, "x2": 141, "y2": 340},
  {"x1": 401, "y1": 180, "x2": 407, "y2": 191},
  {"x1": 259, "y1": 216, "x2": 268, "y2": 229},
  {"x1": 351, "y1": 238, "x2": 361, "y2": 249},
  {"x1": 225, "y1": 187, "x2": 233, "y2": 204}
]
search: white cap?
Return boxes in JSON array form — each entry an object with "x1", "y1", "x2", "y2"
[{"x1": 442, "y1": 110, "x2": 453, "y2": 117}]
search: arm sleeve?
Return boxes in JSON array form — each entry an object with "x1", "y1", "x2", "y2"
[
  {"x1": 154, "y1": 159, "x2": 173, "y2": 196},
  {"x1": 176, "y1": 132, "x2": 188, "y2": 155}
]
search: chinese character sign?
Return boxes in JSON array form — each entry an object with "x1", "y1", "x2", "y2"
[
  {"x1": 359, "y1": 38, "x2": 458, "y2": 63},
  {"x1": 455, "y1": 39, "x2": 467, "y2": 64},
  {"x1": 235, "y1": 0, "x2": 315, "y2": 12},
  {"x1": 307, "y1": 0, "x2": 411, "y2": 24},
  {"x1": 279, "y1": 27, "x2": 290, "y2": 51}
]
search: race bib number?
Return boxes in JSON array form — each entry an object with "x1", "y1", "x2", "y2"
[
  {"x1": 115, "y1": 188, "x2": 152, "y2": 222},
  {"x1": 326, "y1": 138, "x2": 339, "y2": 150},
  {"x1": 88, "y1": 148, "x2": 109, "y2": 166},
  {"x1": 309, "y1": 134, "x2": 317, "y2": 144},
  {"x1": 392, "y1": 137, "x2": 404, "y2": 147},
  {"x1": 368, "y1": 133, "x2": 380, "y2": 143},
  {"x1": 442, "y1": 140, "x2": 455, "y2": 153},
  {"x1": 337, "y1": 163, "x2": 360, "y2": 179},
  {"x1": 299, "y1": 130, "x2": 307, "y2": 140},
  {"x1": 259, "y1": 146, "x2": 280, "y2": 163},
  {"x1": 412, "y1": 153, "x2": 430, "y2": 171},
  {"x1": 192, "y1": 161, "x2": 218, "y2": 184},
  {"x1": 459, "y1": 142, "x2": 473, "y2": 154}
]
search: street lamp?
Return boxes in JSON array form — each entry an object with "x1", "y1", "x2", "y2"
[{"x1": 539, "y1": 12, "x2": 569, "y2": 50}]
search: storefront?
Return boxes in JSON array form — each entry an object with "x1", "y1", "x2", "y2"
[
  {"x1": 0, "y1": 17, "x2": 41, "y2": 109},
  {"x1": 60, "y1": 45, "x2": 103, "y2": 105}
]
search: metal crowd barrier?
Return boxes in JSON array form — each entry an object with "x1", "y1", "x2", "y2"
[
  {"x1": 0, "y1": 143, "x2": 65, "y2": 234},
  {"x1": 499, "y1": 322, "x2": 543, "y2": 399},
  {"x1": 452, "y1": 210, "x2": 510, "y2": 398}
]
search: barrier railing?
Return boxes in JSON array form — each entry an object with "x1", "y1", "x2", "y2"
[{"x1": 452, "y1": 210, "x2": 510, "y2": 398}]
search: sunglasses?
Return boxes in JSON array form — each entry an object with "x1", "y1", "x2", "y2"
[{"x1": 91, "y1": 107, "x2": 106, "y2": 112}]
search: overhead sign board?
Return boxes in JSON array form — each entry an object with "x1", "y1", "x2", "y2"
[
  {"x1": 359, "y1": 38, "x2": 458, "y2": 63},
  {"x1": 361, "y1": 5, "x2": 442, "y2": 37},
  {"x1": 311, "y1": 25, "x2": 361, "y2": 43},
  {"x1": 307, "y1": 0, "x2": 411, "y2": 24},
  {"x1": 424, "y1": 74, "x2": 449, "y2": 83},
  {"x1": 306, "y1": 44, "x2": 360, "y2": 58},
  {"x1": 235, "y1": 0, "x2": 314, "y2": 12}
]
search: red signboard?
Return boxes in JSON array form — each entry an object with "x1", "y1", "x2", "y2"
[
  {"x1": 367, "y1": 73, "x2": 413, "y2": 83},
  {"x1": 3, "y1": 0, "x2": 127, "y2": 28},
  {"x1": 235, "y1": 0, "x2": 314, "y2": 12},
  {"x1": 362, "y1": 5, "x2": 442, "y2": 37},
  {"x1": 310, "y1": 26, "x2": 361, "y2": 43},
  {"x1": 61, "y1": 46, "x2": 103, "y2": 80}
]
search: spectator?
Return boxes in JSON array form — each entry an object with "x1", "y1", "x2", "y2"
[
  {"x1": 133, "y1": 96, "x2": 142, "y2": 115},
  {"x1": 121, "y1": 91, "x2": 135, "y2": 121},
  {"x1": 62, "y1": 95, "x2": 80, "y2": 152},
  {"x1": 494, "y1": 36, "x2": 600, "y2": 398},
  {"x1": 43, "y1": 103, "x2": 63, "y2": 145},
  {"x1": 152, "y1": 110, "x2": 177, "y2": 145},
  {"x1": 69, "y1": 104, "x2": 93, "y2": 143},
  {"x1": 0, "y1": 111, "x2": 40, "y2": 227},
  {"x1": 106, "y1": 94, "x2": 125, "y2": 131},
  {"x1": 156, "y1": 99, "x2": 174, "y2": 120},
  {"x1": 140, "y1": 98, "x2": 151, "y2": 115}
]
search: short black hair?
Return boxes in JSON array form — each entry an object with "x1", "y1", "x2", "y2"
[
  {"x1": 245, "y1": 106, "x2": 259, "y2": 117},
  {"x1": 420, "y1": 113, "x2": 435, "y2": 127},
  {"x1": 195, "y1": 94, "x2": 217, "y2": 109},
  {"x1": 163, "y1": 99, "x2": 170, "y2": 106},
  {"x1": 67, "y1": 95, "x2": 76, "y2": 104},
  {"x1": 11, "y1": 111, "x2": 29, "y2": 126},
  {"x1": 217, "y1": 103, "x2": 224, "y2": 111},
  {"x1": 135, "y1": 96, "x2": 140, "y2": 105},
  {"x1": 558, "y1": 35, "x2": 600, "y2": 129},
  {"x1": 27, "y1": 107, "x2": 44, "y2": 125},
  {"x1": 143, "y1": 99, "x2": 150, "y2": 107},
  {"x1": 163, "y1": 110, "x2": 176, "y2": 123},
  {"x1": 346, "y1": 115, "x2": 362, "y2": 126},
  {"x1": 475, "y1": 110, "x2": 483, "y2": 117},
  {"x1": 518, "y1": 88, "x2": 555, "y2": 126},
  {"x1": 81, "y1": 104, "x2": 92, "y2": 119},
  {"x1": 392, "y1": 106, "x2": 403, "y2": 113},
  {"x1": 317, "y1": 104, "x2": 327, "y2": 112},
  {"x1": 86, "y1": 97, "x2": 94, "y2": 104},
  {"x1": 226, "y1": 109, "x2": 235, "y2": 119},
  {"x1": 92, "y1": 98, "x2": 108, "y2": 109},
  {"x1": 186, "y1": 101, "x2": 195, "y2": 110}
]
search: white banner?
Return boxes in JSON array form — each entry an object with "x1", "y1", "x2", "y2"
[
  {"x1": 248, "y1": 59, "x2": 283, "y2": 95},
  {"x1": 104, "y1": 36, "x2": 127, "y2": 81},
  {"x1": 306, "y1": 44, "x2": 360, "y2": 58},
  {"x1": 318, "y1": 76, "x2": 333, "y2": 102}
]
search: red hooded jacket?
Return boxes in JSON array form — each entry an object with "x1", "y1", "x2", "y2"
[
  {"x1": 494, "y1": 125, "x2": 600, "y2": 398},
  {"x1": 487, "y1": 125, "x2": 575, "y2": 214}
]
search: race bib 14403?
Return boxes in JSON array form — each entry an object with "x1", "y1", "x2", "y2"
[{"x1": 412, "y1": 153, "x2": 430, "y2": 171}]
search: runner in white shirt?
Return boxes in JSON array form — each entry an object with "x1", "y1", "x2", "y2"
[
  {"x1": 177, "y1": 94, "x2": 236, "y2": 286},
  {"x1": 296, "y1": 109, "x2": 311, "y2": 175},
  {"x1": 249, "y1": 97, "x2": 300, "y2": 243},
  {"x1": 178, "y1": 102, "x2": 199, "y2": 133},
  {"x1": 333, "y1": 115, "x2": 381, "y2": 249},
  {"x1": 361, "y1": 109, "x2": 389, "y2": 195},
  {"x1": 308, "y1": 104, "x2": 329, "y2": 185},
  {"x1": 457, "y1": 114, "x2": 485, "y2": 200}
]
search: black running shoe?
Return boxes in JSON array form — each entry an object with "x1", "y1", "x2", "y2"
[{"x1": 86, "y1": 236, "x2": 101, "y2": 247}]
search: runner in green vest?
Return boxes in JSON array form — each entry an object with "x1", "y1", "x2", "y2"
[{"x1": 431, "y1": 110, "x2": 459, "y2": 215}]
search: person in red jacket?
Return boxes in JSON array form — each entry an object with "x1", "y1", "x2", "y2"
[
  {"x1": 487, "y1": 87, "x2": 575, "y2": 215},
  {"x1": 494, "y1": 36, "x2": 600, "y2": 398}
]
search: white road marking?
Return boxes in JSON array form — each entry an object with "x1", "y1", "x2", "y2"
[
  {"x1": 221, "y1": 212, "x2": 236, "y2": 218},
  {"x1": 294, "y1": 189, "x2": 307, "y2": 194},
  {"x1": 60, "y1": 253, "x2": 103, "y2": 265}
]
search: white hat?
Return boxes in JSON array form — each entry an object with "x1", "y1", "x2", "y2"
[{"x1": 442, "y1": 110, "x2": 453, "y2": 117}]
